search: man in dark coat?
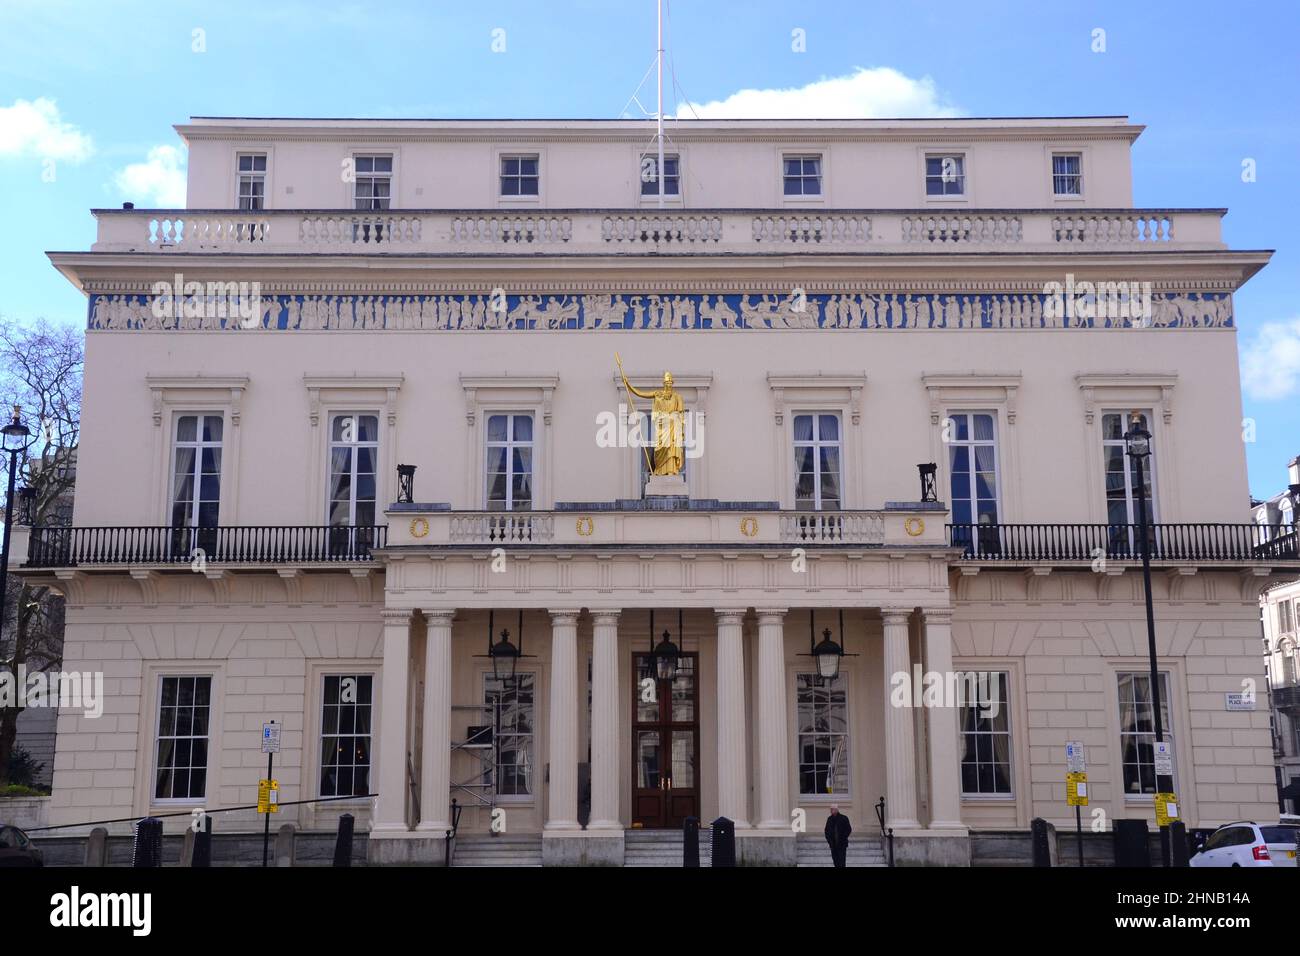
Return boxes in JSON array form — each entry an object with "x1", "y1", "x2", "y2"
[{"x1": 824, "y1": 804, "x2": 852, "y2": 867}]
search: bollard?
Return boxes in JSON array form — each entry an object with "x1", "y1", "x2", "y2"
[
  {"x1": 711, "y1": 816, "x2": 736, "y2": 867},
  {"x1": 181, "y1": 827, "x2": 196, "y2": 867},
  {"x1": 1030, "y1": 817, "x2": 1056, "y2": 867},
  {"x1": 1168, "y1": 820, "x2": 1189, "y2": 868},
  {"x1": 333, "y1": 813, "x2": 355, "y2": 867},
  {"x1": 85, "y1": 827, "x2": 108, "y2": 867},
  {"x1": 132, "y1": 817, "x2": 163, "y2": 868},
  {"x1": 275, "y1": 823, "x2": 296, "y2": 867},
  {"x1": 1113, "y1": 819, "x2": 1151, "y2": 867},
  {"x1": 682, "y1": 817, "x2": 700, "y2": 868},
  {"x1": 193, "y1": 814, "x2": 213, "y2": 867}
]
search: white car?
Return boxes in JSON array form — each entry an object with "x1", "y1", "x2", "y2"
[{"x1": 1190, "y1": 822, "x2": 1300, "y2": 867}]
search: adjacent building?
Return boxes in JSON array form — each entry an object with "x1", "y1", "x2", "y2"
[{"x1": 20, "y1": 114, "x2": 1297, "y2": 865}]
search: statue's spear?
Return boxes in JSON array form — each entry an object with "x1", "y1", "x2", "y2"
[{"x1": 615, "y1": 352, "x2": 654, "y2": 474}]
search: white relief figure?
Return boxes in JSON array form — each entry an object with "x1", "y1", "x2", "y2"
[
  {"x1": 822, "y1": 294, "x2": 841, "y2": 328},
  {"x1": 266, "y1": 297, "x2": 284, "y2": 330},
  {"x1": 989, "y1": 295, "x2": 1003, "y2": 329},
  {"x1": 842, "y1": 294, "x2": 862, "y2": 328},
  {"x1": 465, "y1": 295, "x2": 484, "y2": 329},
  {"x1": 939, "y1": 295, "x2": 957, "y2": 328},
  {"x1": 672, "y1": 295, "x2": 694, "y2": 329},
  {"x1": 91, "y1": 296, "x2": 106, "y2": 329},
  {"x1": 542, "y1": 295, "x2": 579, "y2": 329},
  {"x1": 444, "y1": 296, "x2": 462, "y2": 329},
  {"x1": 1170, "y1": 294, "x2": 1191, "y2": 328},
  {"x1": 1212, "y1": 294, "x2": 1232, "y2": 328},
  {"x1": 884, "y1": 294, "x2": 899, "y2": 328},
  {"x1": 508, "y1": 295, "x2": 537, "y2": 329},
  {"x1": 699, "y1": 294, "x2": 736, "y2": 329},
  {"x1": 337, "y1": 296, "x2": 352, "y2": 329},
  {"x1": 903, "y1": 295, "x2": 919, "y2": 329}
]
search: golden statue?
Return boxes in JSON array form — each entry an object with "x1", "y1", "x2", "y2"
[{"x1": 616, "y1": 354, "x2": 685, "y2": 477}]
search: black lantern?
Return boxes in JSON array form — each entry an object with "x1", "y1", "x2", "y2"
[
  {"x1": 918, "y1": 462, "x2": 938, "y2": 503},
  {"x1": 396, "y1": 464, "x2": 416, "y2": 504},
  {"x1": 649, "y1": 608, "x2": 681, "y2": 682},
  {"x1": 1, "y1": 405, "x2": 30, "y2": 454},
  {"x1": 487, "y1": 608, "x2": 522, "y2": 682},
  {"x1": 16, "y1": 486, "x2": 35, "y2": 526},
  {"x1": 810, "y1": 609, "x2": 845, "y2": 681},
  {"x1": 1122, "y1": 412, "x2": 1151, "y2": 459}
]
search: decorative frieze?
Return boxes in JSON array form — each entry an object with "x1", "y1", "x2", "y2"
[{"x1": 86, "y1": 289, "x2": 1233, "y2": 332}]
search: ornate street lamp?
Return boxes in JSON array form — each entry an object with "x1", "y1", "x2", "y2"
[
  {"x1": 0, "y1": 406, "x2": 32, "y2": 641},
  {"x1": 808, "y1": 608, "x2": 846, "y2": 682},
  {"x1": 1124, "y1": 410, "x2": 1170, "y2": 866},
  {"x1": 917, "y1": 462, "x2": 938, "y2": 503},
  {"x1": 649, "y1": 608, "x2": 681, "y2": 682},
  {"x1": 487, "y1": 608, "x2": 523, "y2": 683},
  {"x1": 396, "y1": 464, "x2": 416, "y2": 504}
]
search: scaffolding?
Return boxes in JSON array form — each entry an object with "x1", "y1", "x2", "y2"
[{"x1": 451, "y1": 703, "x2": 498, "y2": 813}]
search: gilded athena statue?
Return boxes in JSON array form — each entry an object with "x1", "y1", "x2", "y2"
[{"x1": 617, "y1": 360, "x2": 686, "y2": 478}]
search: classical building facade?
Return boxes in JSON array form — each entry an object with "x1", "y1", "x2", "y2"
[
  {"x1": 1253, "y1": 458, "x2": 1300, "y2": 811},
  {"x1": 20, "y1": 115, "x2": 1296, "y2": 865}
]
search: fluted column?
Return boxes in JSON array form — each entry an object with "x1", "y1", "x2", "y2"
[
  {"x1": 588, "y1": 610, "x2": 622, "y2": 830},
  {"x1": 715, "y1": 608, "x2": 750, "y2": 826},
  {"x1": 546, "y1": 609, "x2": 581, "y2": 830},
  {"x1": 882, "y1": 608, "x2": 921, "y2": 829},
  {"x1": 755, "y1": 608, "x2": 790, "y2": 829},
  {"x1": 373, "y1": 608, "x2": 413, "y2": 833},
  {"x1": 416, "y1": 610, "x2": 454, "y2": 833},
  {"x1": 923, "y1": 608, "x2": 964, "y2": 829}
]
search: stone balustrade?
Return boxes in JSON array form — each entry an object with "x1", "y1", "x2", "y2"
[{"x1": 91, "y1": 207, "x2": 1225, "y2": 255}]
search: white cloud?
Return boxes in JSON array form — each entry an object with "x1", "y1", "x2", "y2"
[
  {"x1": 113, "y1": 145, "x2": 187, "y2": 207},
  {"x1": 1241, "y1": 317, "x2": 1300, "y2": 401},
  {"x1": 0, "y1": 97, "x2": 93, "y2": 161},
  {"x1": 677, "y1": 66, "x2": 962, "y2": 119}
]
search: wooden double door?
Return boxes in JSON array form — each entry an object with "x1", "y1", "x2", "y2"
[{"x1": 631, "y1": 652, "x2": 699, "y2": 828}]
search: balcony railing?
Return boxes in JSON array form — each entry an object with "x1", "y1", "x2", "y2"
[
  {"x1": 25, "y1": 525, "x2": 387, "y2": 567},
  {"x1": 947, "y1": 523, "x2": 1299, "y2": 562},
  {"x1": 89, "y1": 207, "x2": 1227, "y2": 256}
]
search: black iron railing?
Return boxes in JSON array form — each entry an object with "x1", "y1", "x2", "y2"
[
  {"x1": 947, "y1": 523, "x2": 1299, "y2": 562},
  {"x1": 25, "y1": 525, "x2": 387, "y2": 567}
]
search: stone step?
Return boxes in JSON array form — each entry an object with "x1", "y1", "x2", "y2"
[{"x1": 451, "y1": 835, "x2": 544, "y2": 867}]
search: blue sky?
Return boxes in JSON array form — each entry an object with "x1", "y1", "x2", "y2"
[{"x1": 0, "y1": 0, "x2": 1296, "y2": 498}]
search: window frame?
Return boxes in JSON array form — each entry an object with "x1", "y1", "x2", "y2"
[
  {"x1": 924, "y1": 151, "x2": 968, "y2": 200},
  {"x1": 795, "y1": 671, "x2": 851, "y2": 797},
  {"x1": 482, "y1": 670, "x2": 537, "y2": 802},
  {"x1": 1101, "y1": 409, "x2": 1159, "y2": 525},
  {"x1": 781, "y1": 152, "x2": 824, "y2": 200},
  {"x1": 957, "y1": 670, "x2": 1014, "y2": 798},
  {"x1": 169, "y1": 412, "x2": 224, "y2": 529},
  {"x1": 325, "y1": 412, "x2": 380, "y2": 527},
  {"x1": 638, "y1": 152, "x2": 681, "y2": 200},
  {"x1": 1051, "y1": 151, "x2": 1084, "y2": 198},
  {"x1": 498, "y1": 152, "x2": 541, "y2": 201},
  {"x1": 484, "y1": 411, "x2": 535, "y2": 512},
  {"x1": 945, "y1": 410, "x2": 1002, "y2": 529},
  {"x1": 352, "y1": 153, "x2": 393, "y2": 211},
  {"x1": 792, "y1": 411, "x2": 844, "y2": 512},
  {"x1": 317, "y1": 672, "x2": 375, "y2": 800},
  {"x1": 1117, "y1": 669, "x2": 1177, "y2": 800},
  {"x1": 151, "y1": 674, "x2": 214, "y2": 804},
  {"x1": 235, "y1": 152, "x2": 268, "y2": 210}
]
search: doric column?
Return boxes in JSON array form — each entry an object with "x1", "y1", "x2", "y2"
[
  {"x1": 755, "y1": 608, "x2": 790, "y2": 829},
  {"x1": 416, "y1": 610, "x2": 454, "y2": 833},
  {"x1": 923, "y1": 608, "x2": 964, "y2": 829},
  {"x1": 374, "y1": 608, "x2": 413, "y2": 833},
  {"x1": 546, "y1": 609, "x2": 581, "y2": 830},
  {"x1": 882, "y1": 608, "x2": 921, "y2": 829},
  {"x1": 715, "y1": 608, "x2": 750, "y2": 826},
  {"x1": 588, "y1": 610, "x2": 622, "y2": 830}
]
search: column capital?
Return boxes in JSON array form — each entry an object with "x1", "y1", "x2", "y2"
[
  {"x1": 715, "y1": 608, "x2": 748, "y2": 626},
  {"x1": 880, "y1": 607, "x2": 912, "y2": 627},
  {"x1": 921, "y1": 607, "x2": 953, "y2": 627},
  {"x1": 754, "y1": 608, "x2": 788, "y2": 624},
  {"x1": 422, "y1": 609, "x2": 456, "y2": 627},
  {"x1": 380, "y1": 608, "x2": 413, "y2": 624},
  {"x1": 549, "y1": 609, "x2": 582, "y2": 627},
  {"x1": 590, "y1": 609, "x2": 622, "y2": 627}
]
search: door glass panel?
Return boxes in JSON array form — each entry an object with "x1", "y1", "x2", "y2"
[
  {"x1": 635, "y1": 656, "x2": 659, "y2": 721},
  {"x1": 671, "y1": 656, "x2": 695, "y2": 721},
  {"x1": 635, "y1": 731, "x2": 660, "y2": 788},
  {"x1": 671, "y1": 731, "x2": 695, "y2": 788}
]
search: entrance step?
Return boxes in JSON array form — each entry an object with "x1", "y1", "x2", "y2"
[
  {"x1": 796, "y1": 833, "x2": 887, "y2": 867},
  {"x1": 623, "y1": 829, "x2": 711, "y2": 867},
  {"x1": 450, "y1": 834, "x2": 543, "y2": 867}
]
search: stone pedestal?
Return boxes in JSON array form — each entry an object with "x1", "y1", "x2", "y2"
[{"x1": 644, "y1": 473, "x2": 687, "y2": 497}]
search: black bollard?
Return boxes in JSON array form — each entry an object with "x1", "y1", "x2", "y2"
[
  {"x1": 683, "y1": 817, "x2": 700, "y2": 867},
  {"x1": 711, "y1": 816, "x2": 736, "y2": 867},
  {"x1": 132, "y1": 817, "x2": 163, "y2": 868},
  {"x1": 192, "y1": 813, "x2": 213, "y2": 867},
  {"x1": 1030, "y1": 817, "x2": 1053, "y2": 867},
  {"x1": 1114, "y1": 819, "x2": 1151, "y2": 867},
  {"x1": 1168, "y1": 820, "x2": 1189, "y2": 867},
  {"x1": 333, "y1": 813, "x2": 355, "y2": 867}
]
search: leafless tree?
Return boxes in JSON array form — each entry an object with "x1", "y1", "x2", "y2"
[{"x1": 0, "y1": 317, "x2": 81, "y2": 783}]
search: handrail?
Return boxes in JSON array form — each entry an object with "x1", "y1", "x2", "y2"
[
  {"x1": 947, "y1": 523, "x2": 1299, "y2": 563},
  {"x1": 26, "y1": 524, "x2": 387, "y2": 567}
]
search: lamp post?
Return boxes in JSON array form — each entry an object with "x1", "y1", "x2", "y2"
[
  {"x1": 487, "y1": 609, "x2": 522, "y2": 683},
  {"x1": 0, "y1": 406, "x2": 32, "y2": 640},
  {"x1": 1124, "y1": 410, "x2": 1171, "y2": 866}
]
